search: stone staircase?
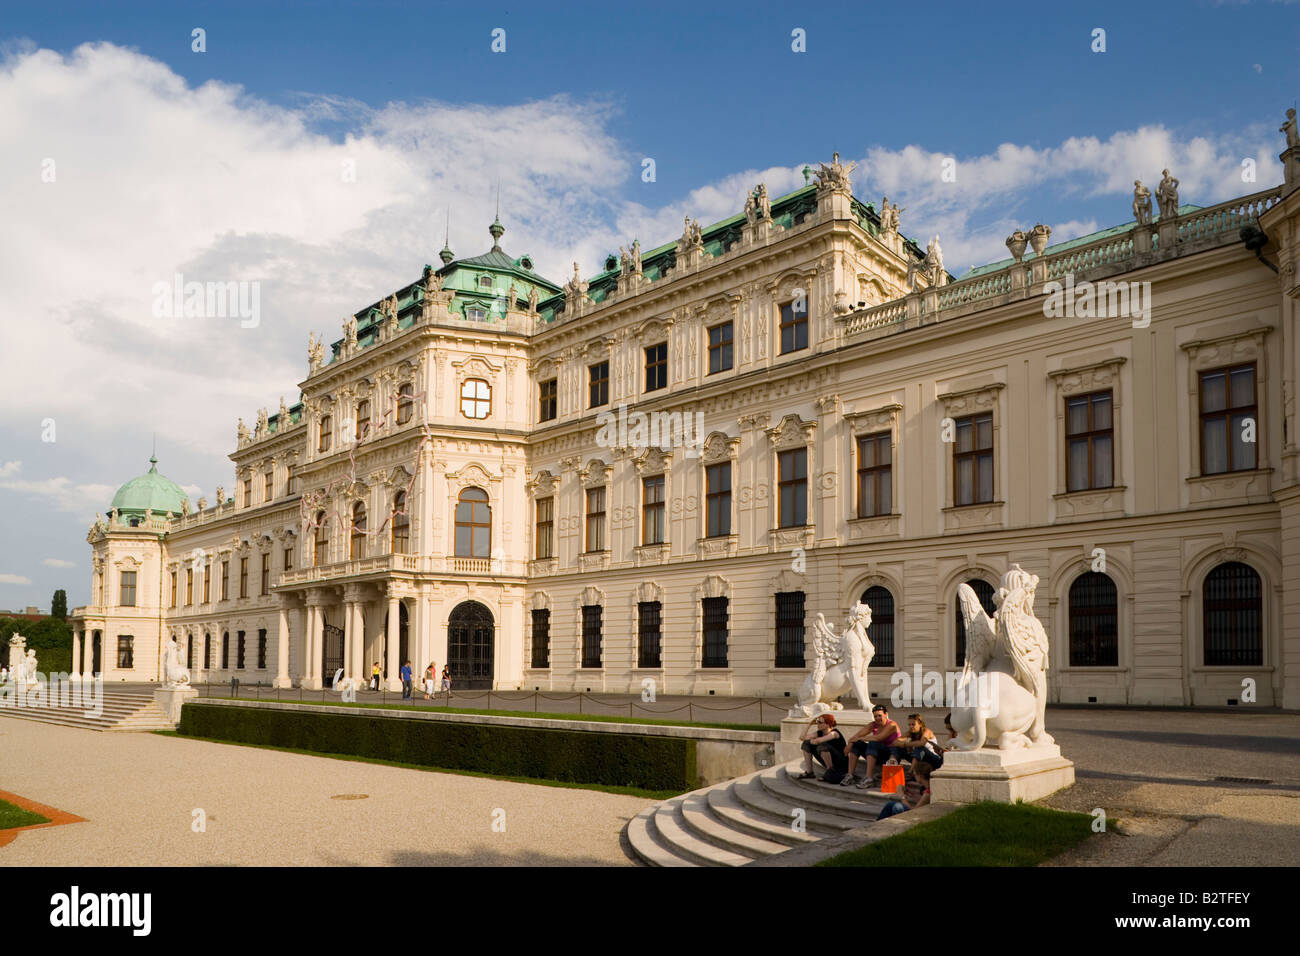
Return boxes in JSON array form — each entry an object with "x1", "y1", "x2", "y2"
[
  {"x1": 0, "y1": 690, "x2": 176, "y2": 732},
  {"x1": 627, "y1": 761, "x2": 897, "y2": 866}
]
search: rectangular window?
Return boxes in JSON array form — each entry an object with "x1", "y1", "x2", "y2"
[
  {"x1": 284, "y1": 547, "x2": 293, "y2": 572},
  {"x1": 185, "y1": 568, "x2": 193, "y2": 606},
  {"x1": 319, "y1": 414, "x2": 332, "y2": 453},
  {"x1": 535, "y1": 497, "x2": 554, "y2": 559},
  {"x1": 116, "y1": 635, "x2": 134, "y2": 669},
  {"x1": 243, "y1": 478, "x2": 252, "y2": 506},
  {"x1": 287, "y1": 465, "x2": 299, "y2": 495},
  {"x1": 581, "y1": 605, "x2": 603, "y2": 668},
  {"x1": 169, "y1": 571, "x2": 177, "y2": 609},
  {"x1": 638, "y1": 601, "x2": 662, "y2": 668},
  {"x1": 1066, "y1": 391, "x2": 1114, "y2": 491},
  {"x1": 642, "y1": 476, "x2": 665, "y2": 545},
  {"x1": 708, "y1": 322, "x2": 733, "y2": 374},
  {"x1": 221, "y1": 633, "x2": 229, "y2": 669},
  {"x1": 260, "y1": 553, "x2": 270, "y2": 595},
  {"x1": 530, "y1": 609, "x2": 551, "y2": 669},
  {"x1": 644, "y1": 342, "x2": 668, "y2": 392},
  {"x1": 706, "y1": 463, "x2": 732, "y2": 537},
  {"x1": 397, "y1": 384, "x2": 414, "y2": 425},
  {"x1": 856, "y1": 432, "x2": 893, "y2": 517},
  {"x1": 779, "y1": 298, "x2": 809, "y2": 354},
  {"x1": 257, "y1": 629, "x2": 267, "y2": 669},
  {"x1": 589, "y1": 361, "x2": 609, "y2": 408},
  {"x1": 702, "y1": 596, "x2": 729, "y2": 668},
  {"x1": 954, "y1": 412, "x2": 994, "y2": 506},
  {"x1": 239, "y1": 557, "x2": 248, "y2": 598},
  {"x1": 778, "y1": 448, "x2": 808, "y2": 528},
  {"x1": 236, "y1": 631, "x2": 246, "y2": 669},
  {"x1": 775, "y1": 591, "x2": 806, "y2": 667},
  {"x1": 539, "y1": 379, "x2": 557, "y2": 422},
  {"x1": 356, "y1": 400, "x2": 370, "y2": 440},
  {"x1": 264, "y1": 470, "x2": 273, "y2": 500},
  {"x1": 202, "y1": 563, "x2": 210, "y2": 603},
  {"x1": 585, "y1": 486, "x2": 607, "y2": 552},
  {"x1": 221, "y1": 560, "x2": 229, "y2": 601},
  {"x1": 1200, "y1": 365, "x2": 1256, "y2": 475}
]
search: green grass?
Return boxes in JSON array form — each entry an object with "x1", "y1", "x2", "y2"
[
  {"x1": 816, "y1": 801, "x2": 1095, "y2": 867},
  {"x1": 153, "y1": 730, "x2": 683, "y2": 800},
  {"x1": 210, "y1": 694, "x2": 778, "y2": 733},
  {"x1": 0, "y1": 798, "x2": 50, "y2": 830}
]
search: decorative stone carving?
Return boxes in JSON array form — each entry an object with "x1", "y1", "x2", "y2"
[
  {"x1": 879, "y1": 196, "x2": 900, "y2": 235},
  {"x1": 563, "y1": 262, "x2": 589, "y2": 316},
  {"x1": 1283, "y1": 108, "x2": 1299, "y2": 150},
  {"x1": 787, "y1": 602, "x2": 875, "y2": 717},
  {"x1": 950, "y1": 564, "x2": 1052, "y2": 750},
  {"x1": 701, "y1": 431, "x2": 741, "y2": 464},
  {"x1": 813, "y1": 152, "x2": 856, "y2": 192},
  {"x1": 1132, "y1": 180, "x2": 1153, "y2": 225},
  {"x1": 1005, "y1": 230, "x2": 1028, "y2": 262},
  {"x1": 926, "y1": 235, "x2": 946, "y2": 286},
  {"x1": 236, "y1": 418, "x2": 250, "y2": 446},
  {"x1": 766, "y1": 413, "x2": 816, "y2": 449},
  {"x1": 163, "y1": 635, "x2": 191, "y2": 686},
  {"x1": 307, "y1": 332, "x2": 325, "y2": 372},
  {"x1": 255, "y1": 407, "x2": 269, "y2": 438},
  {"x1": 1156, "y1": 169, "x2": 1180, "y2": 220}
]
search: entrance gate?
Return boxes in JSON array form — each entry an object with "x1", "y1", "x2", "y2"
[
  {"x1": 447, "y1": 601, "x2": 494, "y2": 689},
  {"x1": 322, "y1": 623, "x2": 344, "y2": 686}
]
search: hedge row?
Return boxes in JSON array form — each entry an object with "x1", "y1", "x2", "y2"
[{"x1": 177, "y1": 703, "x2": 698, "y2": 791}]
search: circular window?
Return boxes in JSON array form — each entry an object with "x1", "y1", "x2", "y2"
[{"x1": 520, "y1": 256, "x2": 533, "y2": 270}]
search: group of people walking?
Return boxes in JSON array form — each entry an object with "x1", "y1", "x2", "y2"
[
  {"x1": 798, "y1": 704, "x2": 953, "y2": 818},
  {"x1": 396, "y1": 660, "x2": 452, "y2": 700}
]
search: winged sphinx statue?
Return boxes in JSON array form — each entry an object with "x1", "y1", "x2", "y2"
[
  {"x1": 787, "y1": 601, "x2": 875, "y2": 718},
  {"x1": 950, "y1": 564, "x2": 1052, "y2": 751}
]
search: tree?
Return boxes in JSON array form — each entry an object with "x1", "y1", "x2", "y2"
[{"x1": 51, "y1": 589, "x2": 67, "y2": 620}]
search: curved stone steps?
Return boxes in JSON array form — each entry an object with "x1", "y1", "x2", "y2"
[
  {"x1": 704, "y1": 786, "x2": 820, "y2": 847},
  {"x1": 731, "y1": 775, "x2": 868, "y2": 833},
  {"x1": 651, "y1": 801, "x2": 752, "y2": 867},
  {"x1": 0, "y1": 690, "x2": 176, "y2": 732},
  {"x1": 769, "y1": 766, "x2": 893, "y2": 813},
  {"x1": 627, "y1": 807, "x2": 695, "y2": 867},
  {"x1": 678, "y1": 792, "x2": 791, "y2": 858}
]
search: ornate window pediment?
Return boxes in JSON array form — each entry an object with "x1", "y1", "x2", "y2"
[
  {"x1": 845, "y1": 402, "x2": 902, "y2": 436},
  {"x1": 633, "y1": 447, "x2": 672, "y2": 475},
  {"x1": 451, "y1": 353, "x2": 503, "y2": 383},
  {"x1": 766, "y1": 413, "x2": 817, "y2": 449},
  {"x1": 447, "y1": 462, "x2": 500, "y2": 492},
  {"x1": 1049, "y1": 357, "x2": 1126, "y2": 398},
  {"x1": 634, "y1": 315, "x2": 674, "y2": 344},
  {"x1": 768, "y1": 268, "x2": 817, "y2": 303},
  {"x1": 527, "y1": 469, "x2": 559, "y2": 496},
  {"x1": 937, "y1": 381, "x2": 1004, "y2": 417},
  {"x1": 580, "y1": 458, "x2": 612, "y2": 487},
  {"x1": 701, "y1": 431, "x2": 741, "y2": 464}
]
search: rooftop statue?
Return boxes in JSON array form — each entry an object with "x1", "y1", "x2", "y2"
[
  {"x1": 756, "y1": 183, "x2": 771, "y2": 221},
  {"x1": 814, "y1": 151, "x2": 856, "y2": 191},
  {"x1": 1132, "y1": 180, "x2": 1152, "y2": 225},
  {"x1": 926, "y1": 235, "x2": 945, "y2": 285},
  {"x1": 787, "y1": 601, "x2": 875, "y2": 718},
  {"x1": 1156, "y1": 168, "x2": 1180, "y2": 220},
  {"x1": 527, "y1": 286, "x2": 539, "y2": 314},
  {"x1": 563, "y1": 262, "x2": 589, "y2": 304},
  {"x1": 255, "y1": 407, "x2": 269, "y2": 437},
  {"x1": 236, "y1": 417, "x2": 250, "y2": 446},
  {"x1": 879, "y1": 196, "x2": 900, "y2": 235},
  {"x1": 278, "y1": 396, "x2": 289, "y2": 425},
  {"x1": 307, "y1": 332, "x2": 325, "y2": 372},
  {"x1": 424, "y1": 264, "x2": 443, "y2": 294},
  {"x1": 949, "y1": 564, "x2": 1053, "y2": 751},
  {"x1": 343, "y1": 315, "x2": 358, "y2": 347},
  {"x1": 1282, "y1": 107, "x2": 1299, "y2": 150}
]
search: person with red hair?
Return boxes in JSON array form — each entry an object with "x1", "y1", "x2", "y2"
[{"x1": 796, "y1": 713, "x2": 848, "y2": 781}]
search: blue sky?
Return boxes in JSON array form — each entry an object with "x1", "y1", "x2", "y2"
[{"x1": 0, "y1": 0, "x2": 1298, "y2": 610}]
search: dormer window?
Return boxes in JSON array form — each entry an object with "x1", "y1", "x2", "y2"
[
  {"x1": 467, "y1": 307, "x2": 487, "y2": 322},
  {"x1": 478, "y1": 275, "x2": 493, "y2": 289}
]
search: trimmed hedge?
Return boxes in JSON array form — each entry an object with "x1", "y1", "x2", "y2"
[{"x1": 178, "y1": 703, "x2": 698, "y2": 791}]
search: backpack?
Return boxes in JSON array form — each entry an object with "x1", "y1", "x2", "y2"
[{"x1": 821, "y1": 767, "x2": 845, "y2": 785}]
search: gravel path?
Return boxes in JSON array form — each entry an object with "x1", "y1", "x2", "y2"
[{"x1": 0, "y1": 720, "x2": 652, "y2": 866}]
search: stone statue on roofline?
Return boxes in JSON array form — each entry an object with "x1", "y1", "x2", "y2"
[
  {"x1": 757, "y1": 183, "x2": 771, "y2": 221},
  {"x1": 1156, "y1": 168, "x2": 1180, "y2": 220},
  {"x1": 307, "y1": 332, "x2": 325, "y2": 372},
  {"x1": 814, "y1": 151, "x2": 856, "y2": 192},
  {"x1": 1132, "y1": 180, "x2": 1152, "y2": 225},
  {"x1": 237, "y1": 418, "x2": 250, "y2": 446},
  {"x1": 343, "y1": 315, "x2": 358, "y2": 348},
  {"x1": 255, "y1": 407, "x2": 269, "y2": 437},
  {"x1": 527, "y1": 286, "x2": 539, "y2": 314},
  {"x1": 926, "y1": 235, "x2": 946, "y2": 286},
  {"x1": 279, "y1": 395, "x2": 289, "y2": 425},
  {"x1": 1282, "y1": 108, "x2": 1299, "y2": 150},
  {"x1": 879, "y1": 196, "x2": 900, "y2": 235}
]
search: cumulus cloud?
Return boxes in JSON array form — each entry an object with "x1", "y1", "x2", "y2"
[
  {"x1": 0, "y1": 475, "x2": 117, "y2": 514},
  {"x1": 0, "y1": 574, "x2": 33, "y2": 586},
  {"x1": 41, "y1": 558, "x2": 75, "y2": 568},
  {"x1": 0, "y1": 461, "x2": 19, "y2": 478}
]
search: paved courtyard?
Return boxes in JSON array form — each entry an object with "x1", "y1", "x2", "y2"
[{"x1": 1, "y1": 702, "x2": 1297, "y2": 866}]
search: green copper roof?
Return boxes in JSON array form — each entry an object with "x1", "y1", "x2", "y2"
[{"x1": 110, "y1": 456, "x2": 187, "y2": 517}]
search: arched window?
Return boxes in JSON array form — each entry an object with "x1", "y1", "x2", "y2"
[
  {"x1": 391, "y1": 492, "x2": 410, "y2": 554},
  {"x1": 460, "y1": 379, "x2": 491, "y2": 419},
  {"x1": 1068, "y1": 572, "x2": 1118, "y2": 666},
  {"x1": 859, "y1": 586, "x2": 895, "y2": 667},
  {"x1": 1204, "y1": 562, "x2": 1262, "y2": 666},
  {"x1": 314, "y1": 511, "x2": 328, "y2": 566},
  {"x1": 955, "y1": 579, "x2": 996, "y2": 667},
  {"x1": 350, "y1": 502, "x2": 366, "y2": 559},
  {"x1": 397, "y1": 383, "x2": 414, "y2": 425},
  {"x1": 455, "y1": 487, "x2": 491, "y2": 558}
]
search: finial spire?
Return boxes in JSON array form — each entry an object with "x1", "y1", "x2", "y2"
[
  {"x1": 150, "y1": 434, "x2": 158, "y2": 470},
  {"x1": 489, "y1": 189, "x2": 505, "y2": 253},
  {"x1": 440, "y1": 207, "x2": 454, "y2": 265}
]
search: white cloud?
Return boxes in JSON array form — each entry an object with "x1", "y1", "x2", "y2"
[
  {"x1": 41, "y1": 558, "x2": 76, "y2": 568},
  {"x1": 0, "y1": 475, "x2": 117, "y2": 514},
  {"x1": 0, "y1": 574, "x2": 33, "y2": 586},
  {"x1": 0, "y1": 460, "x2": 19, "y2": 478}
]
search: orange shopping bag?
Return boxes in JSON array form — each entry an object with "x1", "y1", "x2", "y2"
[{"x1": 880, "y1": 764, "x2": 905, "y2": 794}]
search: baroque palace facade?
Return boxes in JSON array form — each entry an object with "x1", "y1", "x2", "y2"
[{"x1": 72, "y1": 110, "x2": 1300, "y2": 708}]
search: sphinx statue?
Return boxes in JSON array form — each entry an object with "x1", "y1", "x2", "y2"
[
  {"x1": 163, "y1": 636, "x2": 191, "y2": 687},
  {"x1": 949, "y1": 564, "x2": 1053, "y2": 750},
  {"x1": 788, "y1": 601, "x2": 875, "y2": 718}
]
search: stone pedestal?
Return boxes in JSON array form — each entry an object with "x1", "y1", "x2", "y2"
[
  {"x1": 777, "y1": 708, "x2": 875, "y2": 764},
  {"x1": 930, "y1": 743, "x2": 1074, "y2": 804},
  {"x1": 154, "y1": 685, "x2": 198, "y2": 725}
]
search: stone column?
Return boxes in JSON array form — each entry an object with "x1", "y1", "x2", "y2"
[
  {"x1": 274, "y1": 596, "x2": 292, "y2": 688},
  {"x1": 72, "y1": 631, "x2": 82, "y2": 680},
  {"x1": 386, "y1": 591, "x2": 401, "y2": 691},
  {"x1": 412, "y1": 591, "x2": 425, "y2": 679},
  {"x1": 304, "y1": 592, "x2": 325, "y2": 689},
  {"x1": 341, "y1": 599, "x2": 355, "y2": 681}
]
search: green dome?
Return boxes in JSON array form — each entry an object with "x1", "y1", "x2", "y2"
[{"x1": 110, "y1": 456, "x2": 187, "y2": 517}]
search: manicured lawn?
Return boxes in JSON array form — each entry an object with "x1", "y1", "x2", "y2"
[
  {"x1": 153, "y1": 731, "x2": 686, "y2": 800},
  {"x1": 210, "y1": 694, "x2": 778, "y2": 733},
  {"x1": 816, "y1": 801, "x2": 1096, "y2": 867},
  {"x1": 0, "y1": 798, "x2": 50, "y2": 830}
]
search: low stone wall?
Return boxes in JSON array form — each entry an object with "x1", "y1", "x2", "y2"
[{"x1": 184, "y1": 697, "x2": 777, "y2": 788}]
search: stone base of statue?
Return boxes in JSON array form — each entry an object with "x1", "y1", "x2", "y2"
[
  {"x1": 930, "y1": 742, "x2": 1074, "y2": 804},
  {"x1": 776, "y1": 708, "x2": 876, "y2": 764},
  {"x1": 154, "y1": 684, "x2": 198, "y2": 725}
]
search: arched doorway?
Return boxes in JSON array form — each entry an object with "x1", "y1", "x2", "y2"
[
  {"x1": 447, "y1": 601, "x2": 494, "y2": 689},
  {"x1": 321, "y1": 614, "x2": 344, "y2": 686}
]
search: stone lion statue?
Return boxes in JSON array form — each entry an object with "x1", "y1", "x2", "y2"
[
  {"x1": 948, "y1": 564, "x2": 1053, "y2": 750},
  {"x1": 788, "y1": 601, "x2": 875, "y2": 718}
]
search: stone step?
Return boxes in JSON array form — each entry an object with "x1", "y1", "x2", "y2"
[
  {"x1": 651, "y1": 802, "x2": 749, "y2": 867},
  {"x1": 626, "y1": 806, "x2": 694, "y2": 867},
  {"x1": 678, "y1": 792, "x2": 789, "y2": 859},
  {"x1": 729, "y1": 775, "x2": 862, "y2": 834},
  {"x1": 773, "y1": 766, "x2": 894, "y2": 812},
  {"x1": 759, "y1": 767, "x2": 888, "y2": 823},
  {"x1": 704, "y1": 785, "x2": 820, "y2": 847}
]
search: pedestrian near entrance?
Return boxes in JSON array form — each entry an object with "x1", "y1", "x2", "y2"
[
  {"x1": 400, "y1": 660, "x2": 413, "y2": 700},
  {"x1": 371, "y1": 661, "x2": 380, "y2": 692},
  {"x1": 423, "y1": 662, "x2": 436, "y2": 699},
  {"x1": 440, "y1": 665, "x2": 451, "y2": 693}
]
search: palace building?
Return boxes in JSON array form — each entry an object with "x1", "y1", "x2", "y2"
[{"x1": 71, "y1": 110, "x2": 1300, "y2": 708}]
